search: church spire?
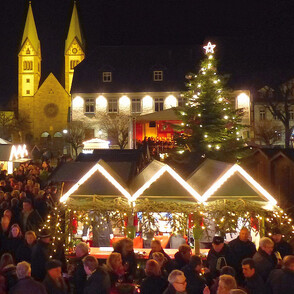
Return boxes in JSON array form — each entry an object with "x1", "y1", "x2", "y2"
[
  {"x1": 21, "y1": 1, "x2": 40, "y2": 52},
  {"x1": 64, "y1": 1, "x2": 85, "y2": 94},
  {"x1": 65, "y1": 1, "x2": 84, "y2": 53}
]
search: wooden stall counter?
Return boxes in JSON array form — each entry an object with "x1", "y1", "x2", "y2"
[{"x1": 89, "y1": 247, "x2": 209, "y2": 259}]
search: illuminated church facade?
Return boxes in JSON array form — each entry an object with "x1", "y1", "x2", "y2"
[{"x1": 18, "y1": 2, "x2": 84, "y2": 144}]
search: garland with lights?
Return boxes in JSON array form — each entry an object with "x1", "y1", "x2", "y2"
[
  {"x1": 52, "y1": 197, "x2": 294, "y2": 253},
  {"x1": 174, "y1": 42, "x2": 245, "y2": 160}
]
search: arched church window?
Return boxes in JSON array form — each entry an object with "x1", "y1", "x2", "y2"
[
  {"x1": 70, "y1": 60, "x2": 79, "y2": 70},
  {"x1": 53, "y1": 132, "x2": 63, "y2": 138},
  {"x1": 26, "y1": 48, "x2": 30, "y2": 54},
  {"x1": 23, "y1": 61, "x2": 33, "y2": 71},
  {"x1": 41, "y1": 132, "x2": 50, "y2": 138}
]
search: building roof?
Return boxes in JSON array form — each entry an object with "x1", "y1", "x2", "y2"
[
  {"x1": 65, "y1": 1, "x2": 84, "y2": 53},
  {"x1": 21, "y1": 2, "x2": 40, "y2": 52},
  {"x1": 0, "y1": 145, "x2": 12, "y2": 161},
  {"x1": 136, "y1": 108, "x2": 180, "y2": 122},
  {"x1": 71, "y1": 45, "x2": 201, "y2": 94},
  {"x1": 187, "y1": 159, "x2": 233, "y2": 195}
]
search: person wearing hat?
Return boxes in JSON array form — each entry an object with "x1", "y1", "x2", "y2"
[
  {"x1": 19, "y1": 198, "x2": 43, "y2": 232},
  {"x1": 207, "y1": 236, "x2": 237, "y2": 280},
  {"x1": 271, "y1": 228, "x2": 292, "y2": 259},
  {"x1": 43, "y1": 259, "x2": 68, "y2": 294},
  {"x1": 31, "y1": 228, "x2": 52, "y2": 281}
]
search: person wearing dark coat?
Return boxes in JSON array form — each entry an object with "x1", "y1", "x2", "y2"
[
  {"x1": 140, "y1": 259, "x2": 168, "y2": 294},
  {"x1": 181, "y1": 256, "x2": 206, "y2": 294},
  {"x1": 9, "y1": 261, "x2": 46, "y2": 294},
  {"x1": 149, "y1": 239, "x2": 174, "y2": 273},
  {"x1": 6, "y1": 224, "x2": 24, "y2": 259},
  {"x1": 271, "y1": 228, "x2": 293, "y2": 259},
  {"x1": 43, "y1": 259, "x2": 68, "y2": 294},
  {"x1": 241, "y1": 258, "x2": 266, "y2": 294},
  {"x1": 207, "y1": 236, "x2": 237, "y2": 280},
  {"x1": 174, "y1": 244, "x2": 192, "y2": 270},
  {"x1": 15, "y1": 230, "x2": 37, "y2": 263},
  {"x1": 19, "y1": 198, "x2": 43, "y2": 232},
  {"x1": 113, "y1": 238, "x2": 137, "y2": 282},
  {"x1": 266, "y1": 255, "x2": 294, "y2": 294},
  {"x1": 31, "y1": 229, "x2": 52, "y2": 282},
  {"x1": 0, "y1": 253, "x2": 18, "y2": 292},
  {"x1": 229, "y1": 228, "x2": 256, "y2": 282},
  {"x1": 163, "y1": 270, "x2": 187, "y2": 294},
  {"x1": 0, "y1": 215, "x2": 10, "y2": 255},
  {"x1": 252, "y1": 237, "x2": 277, "y2": 282},
  {"x1": 209, "y1": 266, "x2": 236, "y2": 294},
  {"x1": 83, "y1": 255, "x2": 111, "y2": 294},
  {"x1": 69, "y1": 242, "x2": 89, "y2": 294}
]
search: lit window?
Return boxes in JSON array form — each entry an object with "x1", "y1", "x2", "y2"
[
  {"x1": 70, "y1": 60, "x2": 80, "y2": 70},
  {"x1": 132, "y1": 98, "x2": 141, "y2": 113},
  {"x1": 153, "y1": 71, "x2": 163, "y2": 81},
  {"x1": 26, "y1": 79, "x2": 30, "y2": 83},
  {"x1": 85, "y1": 98, "x2": 95, "y2": 113},
  {"x1": 108, "y1": 98, "x2": 118, "y2": 113},
  {"x1": 259, "y1": 110, "x2": 265, "y2": 121},
  {"x1": 26, "y1": 90, "x2": 30, "y2": 95},
  {"x1": 103, "y1": 72, "x2": 112, "y2": 82},
  {"x1": 178, "y1": 97, "x2": 187, "y2": 107},
  {"x1": 23, "y1": 61, "x2": 33, "y2": 70},
  {"x1": 155, "y1": 98, "x2": 164, "y2": 112}
]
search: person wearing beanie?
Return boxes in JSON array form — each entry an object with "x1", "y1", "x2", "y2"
[
  {"x1": 31, "y1": 229, "x2": 52, "y2": 281},
  {"x1": 207, "y1": 236, "x2": 237, "y2": 279},
  {"x1": 181, "y1": 255, "x2": 206, "y2": 294},
  {"x1": 43, "y1": 259, "x2": 68, "y2": 294},
  {"x1": 271, "y1": 228, "x2": 292, "y2": 259}
]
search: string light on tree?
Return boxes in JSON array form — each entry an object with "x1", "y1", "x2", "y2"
[{"x1": 175, "y1": 41, "x2": 244, "y2": 160}]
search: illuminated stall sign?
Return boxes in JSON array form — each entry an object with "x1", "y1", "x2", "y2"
[{"x1": 9, "y1": 144, "x2": 29, "y2": 161}]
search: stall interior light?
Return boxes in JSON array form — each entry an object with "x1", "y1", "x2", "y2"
[
  {"x1": 201, "y1": 164, "x2": 277, "y2": 205},
  {"x1": 60, "y1": 163, "x2": 131, "y2": 203},
  {"x1": 131, "y1": 165, "x2": 202, "y2": 202},
  {"x1": 9, "y1": 144, "x2": 28, "y2": 161}
]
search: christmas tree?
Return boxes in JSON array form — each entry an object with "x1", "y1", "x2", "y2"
[{"x1": 175, "y1": 42, "x2": 244, "y2": 160}]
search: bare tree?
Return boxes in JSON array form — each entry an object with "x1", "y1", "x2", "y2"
[
  {"x1": 254, "y1": 120, "x2": 283, "y2": 146},
  {"x1": 0, "y1": 112, "x2": 14, "y2": 140},
  {"x1": 64, "y1": 121, "x2": 85, "y2": 158},
  {"x1": 259, "y1": 79, "x2": 294, "y2": 148},
  {"x1": 12, "y1": 114, "x2": 31, "y2": 143},
  {"x1": 97, "y1": 114, "x2": 130, "y2": 149}
]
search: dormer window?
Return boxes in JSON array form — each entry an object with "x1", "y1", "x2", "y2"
[
  {"x1": 103, "y1": 72, "x2": 112, "y2": 82},
  {"x1": 153, "y1": 71, "x2": 163, "y2": 81}
]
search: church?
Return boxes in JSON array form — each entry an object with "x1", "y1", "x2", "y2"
[{"x1": 18, "y1": 1, "x2": 84, "y2": 148}]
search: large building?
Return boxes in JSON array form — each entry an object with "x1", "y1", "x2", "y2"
[
  {"x1": 71, "y1": 46, "x2": 252, "y2": 146},
  {"x1": 18, "y1": 2, "x2": 84, "y2": 145}
]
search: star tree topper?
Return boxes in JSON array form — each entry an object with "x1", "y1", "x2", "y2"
[{"x1": 203, "y1": 42, "x2": 216, "y2": 54}]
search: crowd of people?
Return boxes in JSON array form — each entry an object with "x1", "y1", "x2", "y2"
[
  {"x1": 2, "y1": 224, "x2": 294, "y2": 294},
  {"x1": 1, "y1": 161, "x2": 294, "y2": 294}
]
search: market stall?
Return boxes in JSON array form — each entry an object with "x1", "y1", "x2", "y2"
[
  {"x1": 0, "y1": 143, "x2": 30, "y2": 174},
  {"x1": 46, "y1": 157, "x2": 290, "y2": 259}
]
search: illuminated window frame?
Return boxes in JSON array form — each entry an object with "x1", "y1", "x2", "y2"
[
  {"x1": 108, "y1": 98, "x2": 118, "y2": 113},
  {"x1": 103, "y1": 72, "x2": 112, "y2": 83},
  {"x1": 85, "y1": 98, "x2": 95, "y2": 113},
  {"x1": 131, "y1": 98, "x2": 141, "y2": 113},
  {"x1": 155, "y1": 98, "x2": 164, "y2": 112},
  {"x1": 153, "y1": 71, "x2": 163, "y2": 81}
]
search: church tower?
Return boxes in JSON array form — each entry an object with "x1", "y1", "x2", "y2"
[
  {"x1": 65, "y1": 1, "x2": 85, "y2": 94},
  {"x1": 18, "y1": 1, "x2": 41, "y2": 120}
]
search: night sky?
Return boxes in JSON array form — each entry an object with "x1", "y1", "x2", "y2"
[{"x1": 1, "y1": 0, "x2": 294, "y2": 106}]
